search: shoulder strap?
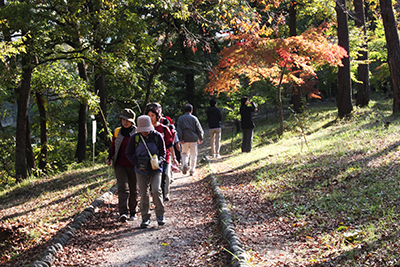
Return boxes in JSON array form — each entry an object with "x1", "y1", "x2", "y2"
[
  {"x1": 135, "y1": 134, "x2": 140, "y2": 148},
  {"x1": 140, "y1": 134, "x2": 152, "y2": 157}
]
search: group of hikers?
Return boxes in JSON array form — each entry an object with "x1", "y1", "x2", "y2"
[{"x1": 106, "y1": 97, "x2": 257, "y2": 228}]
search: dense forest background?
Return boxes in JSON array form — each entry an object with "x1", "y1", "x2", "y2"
[{"x1": 0, "y1": 0, "x2": 399, "y2": 184}]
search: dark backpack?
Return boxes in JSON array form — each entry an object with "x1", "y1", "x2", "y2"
[{"x1": 134, "y1": 132, "x2": 162, "y2": 171}]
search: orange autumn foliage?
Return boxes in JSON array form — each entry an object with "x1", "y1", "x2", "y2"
[{"x1": 205, "y1": 24, "x2": 348, "y2": 97}]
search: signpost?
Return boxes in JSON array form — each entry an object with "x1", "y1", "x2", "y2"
[{"x1": 91, "y1": 115, "x2": 96, "y2": 170}]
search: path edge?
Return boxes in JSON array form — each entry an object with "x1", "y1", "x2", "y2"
[
  {"x1": 30, "y1": 183, "x2": 118, "y2": 267},
  {"x1": 206, "y1": 156, "x2": 252, "y2": 267}
]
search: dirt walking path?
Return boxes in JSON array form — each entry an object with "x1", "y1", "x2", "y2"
[{"x1": 53, "y1": 139, "x2": 230, "y2": 267}]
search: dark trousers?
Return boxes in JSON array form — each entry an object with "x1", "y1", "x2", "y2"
[
  {"x1": 161, "y1": 161, "x2": 170, "y2": 199},
  {"x1": 174, "y1": 143, "x2": 181, "y2": 163},
  {"x1": 241, "y1": 128, "x2": 253, "y2": 152},
  {"x1": 115, "y1": 164, "x2": 138, "y2": 216}
]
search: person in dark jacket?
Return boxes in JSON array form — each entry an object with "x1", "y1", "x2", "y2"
[
  {"x1": 206, "y1": 99, "x2": 222, "y2": 158},
  {"x1": 106, "y1": 108, "x2": 138, "y2": 222},
  {"x1": 147, "y1": 105, "x2": 178, "y2": 202},
  {"x1": 240, "y1": 96, "x2": 258, "y2": 153},
  {"x1": 126, "y1": 115, "x2": 166, "y2": 228}
]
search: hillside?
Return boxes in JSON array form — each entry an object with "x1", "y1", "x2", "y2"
[
  {"x1": 211, "y1": 95, "x2": 400, "y2": 266},
  {"x1": 1, "y1": 95, "x2": 400, "y2": 266}
]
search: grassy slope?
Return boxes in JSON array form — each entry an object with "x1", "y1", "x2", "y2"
[
  {"x1": 0, "y1": 165, "x2": 113, "y2": 266},
  {"x1": 213, "y1": 96, "x2": 400, "y2": 266}
]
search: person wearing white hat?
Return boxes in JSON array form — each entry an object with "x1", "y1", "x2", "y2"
[{"x1": 126, "y1": 115, "x2": 167, "y2": 228}]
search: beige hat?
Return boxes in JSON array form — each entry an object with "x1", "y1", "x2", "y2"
[
  {"x1": 119, "y1": 108, "x2": 135, "y2": 124},
  {"x1": 136, "y1": 115, "x2": 154, "y2": 132}
]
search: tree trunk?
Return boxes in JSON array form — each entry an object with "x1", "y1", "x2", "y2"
[
  {"x1": 25, "y1": 115, "x2": 35, "y2": 174},
  {"x1": 75, "y1": 61, "x2": 88, "y2": 162},
  {"x1": 278, "y1": 85, "x2": 284, "y2": 136},
  {"x1": 89, "y1": 0, "x2": 111, "y2": 146},
  {"x1": 141, "y1": 61, "x2": 163, "y2": 114},
  {"x1": 355, "y1": 0, "x2": 370, "y2": 107},
  {"x1": 379, "y1": 0, "x2": 400, "y2": 113},
  {"x1": 336, "y1": 0, "x2": 353, "y2": 118},
  {"x1": 93, "y1": 40, "x2": 111, "y2": 146},
  {"x1": 289, "y1": 1, "x2": 297, "y2": 37},
  {"x1": 94, "y1": 63, "x2": 110, "y2": 146},
  {"x1": 36, "y1": 92, "x2": 47, "y2": 171},
  {"x1": 15, "y1": 57, "x2": 32, "y2": 181},
  {"x1": 277, "y1": 70, "x2": 285, "y2": 136},
  {"x1": 179, "y1": 31, "x2": 197, "y2": 113},
  {"x1": 185, "y1": 72, "x2": 196, "y2": 113}
]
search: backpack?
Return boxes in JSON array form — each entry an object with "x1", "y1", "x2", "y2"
[
  {"x1": 113, "y1": 127, "x2": 121, "y2": 138},
  {"x1": 134, "y1": 132, "x2": 163, "y2": 171},
  {"x1": 133, "y1": 131, "x2": 161, "y2": 150}
]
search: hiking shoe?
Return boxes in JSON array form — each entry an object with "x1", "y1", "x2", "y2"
[
  {"x1": 182, "y1": 165, "x2": 188, "y2": 175},
  {"x1": 157, "y1": 216, "x2": 166, "y2": 226},
  {"x1": 119, "y1": 214, "x2": 128, "y2": 223},
  {"x1": 164, "y1": 195, "x2": 170, "y2": 202},
  {"x1": 140, "y1": 219, "x2": 151, "y2": 228},
  {"x1": 189, "y1": 170, "x2": 195, "y2": 176},
  {"x1": 129, "y1": 214, "x2": 138, "y2": 221}
]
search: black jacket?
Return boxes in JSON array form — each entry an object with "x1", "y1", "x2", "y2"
[
  {"x1": 206, "y1": 106, "x2": 222, "y2": 129},
  {"x1": 240, "y1": 102, "x2": 256, "y2": 129}
]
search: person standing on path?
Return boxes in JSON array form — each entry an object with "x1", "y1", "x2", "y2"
[
  {"x1": 206, "y1": 99, "x2": 222, "y2": 158},
  {"x1": 126, "y1": 115, "x2": 166, "y2": 228},
  {"x1": 176, "y1": 103, "x2": 204, "y2": 176},
  {"x1": 106, "y1": 108, "x2": 138, "y2": 222},
  {"x1": 240, "y1": 96, "x2": 258, "y2": 153}
]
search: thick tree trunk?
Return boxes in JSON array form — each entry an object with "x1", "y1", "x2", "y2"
[
  {"x1": 336, "y1": 0, "x2": 353, "y2": 118},
  {"x1": 89, "y1": 0, "x2": 111, "y2": 146},
  {"x1": 15, "y1": 57, "x2": 32, "y2": 181},
  {"x1": 379, "y1": 0, "x2": 400, "y2": 113},
  {"x1": 289, "y1": 1, "x2": 297, "y2": 37},
  {"x1": 75, "y1": 103, "x2": 88, "y2": 162},
  {"x1": 75, "y1": 61, "x2": 88, "y2": 162},
  {"x1": 355, "y1": 0, "x2": 370, "y2": 107},
  {"x1": 93, "y1": 41, "x2": 110, "y2": 146},
  {"x1": 179, "y1": 31, "x2": 197, "y2": 113},
  {"x1": 94, "y1": 67, "x2": 110, "y2": 146},
  {"x1": 36, "y1": 92, "x2": 47, "y2": 171}
]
